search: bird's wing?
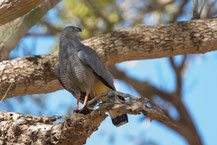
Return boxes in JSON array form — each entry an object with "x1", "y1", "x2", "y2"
[
  {"x1": 55, "y1": 61, "x2": 76, "y2": 96},
  {"x1": 54, "y1": 62, "x2": 66, "y2": 89},
  {"x1": 77, "y1": 45, "x2": 115, "y2": 90}
]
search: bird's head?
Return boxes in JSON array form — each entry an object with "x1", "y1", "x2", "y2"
[{"x1": 61, "y1": 26, "x2": 82, "y2": 38}]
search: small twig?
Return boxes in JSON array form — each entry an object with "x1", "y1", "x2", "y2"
[
  {"x1": 193, "y1": 0, "x2": 200, "y2": 19},
  {"x1": 171, "y1": 0, "x2": 188, "y2": 22},
  {"x1": 199, "y1": 0, "x2": 206, "y2": 17},
  {"x1": 0, "y1": 82, "x2": 13, "y2": 103},
  {"x1": 169, "y1": 57, "x2": 177, "y2": 71},
  {"x1": 180, "y1": 55, "x2": 188, "y2": 71},
  {"x1": 40, "y1": 20, "x2": 62, "y2": 35}
]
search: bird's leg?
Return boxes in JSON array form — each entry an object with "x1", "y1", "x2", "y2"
[
  {"x1": 76, "y1": 92, "x2": 81, "y2": 110},
  {"x1": 82, "y1": 91, "x2": 89, "y2": 109}
]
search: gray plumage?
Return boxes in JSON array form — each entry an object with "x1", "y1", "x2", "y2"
[{"x1": 55, "y1": 26, "x2": 128, "y2": 126}]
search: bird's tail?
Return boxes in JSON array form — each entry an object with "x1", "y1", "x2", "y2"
[
  {"x1": 109, "y1": 111, "x2": 128, "y2": 127},
  {"x1": 108, "y1": 94, "x2": 128, "y2": 127}
]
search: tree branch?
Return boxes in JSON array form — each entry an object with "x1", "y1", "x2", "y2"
[
  {"x1": 0, "y1": 92, "x2": 170, "y2": 145},
  {"x1": 0, "y1": 53, "x2": 60, "y2": 100},
  {"x1": 0, "y1": 110, "x2": 106, "y2": 145},
  {"x1": 199, "y1": 0, "x2": 206, "y2": 17},
  {"x1": 171, "y1": 0, "x2": 188, "y2": 22},
  {"x1": 0, "y1": 0, "x2": 61, "y2": 61},
  {"x1": 1, "y1": 18, "x2": 217, "y2": 99},
  {"x1": 169, "y1": 55, "x2": 188, "y2": 97},
  {"x1": 40, "y1": 20, "x2": 62, "y2": 36},
  {"x1": 109, "y1": 65, "x2": 174, "y2": 103},
  {"x1": 110, "y1": 59, "x2": 202, "y2": 145},
  {"x1": 0, "y1": 0, "x2": 45, "y2": 26},
  {"x1": 193, "y1": 0, "x2": 200, "y2": 19}
]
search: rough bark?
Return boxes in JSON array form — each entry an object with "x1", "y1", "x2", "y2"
[
  {"x1": 0, "y1": 110, "x2": 106, "y2": 145},
  {"x1": 85, "y1": 17, "x2": 217, "y2": 65},
  {"x1": 1, "y1": 18, "x2": 217, "y2": 100},
  {"x1": 0, "y1": 0, "x2": 61, "y2": 61},
  {"x1": 0, "y1": 0, "x2": 45, "y2": 26},
  {"x1": 0, "y1": 92, "x2": 170, "y2": 145},
  {"x1": 0, "y1": 53, "x2": 60, "y2": 100}
]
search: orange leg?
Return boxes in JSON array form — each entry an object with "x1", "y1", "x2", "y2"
[
  {"x1": 82, "y1": 91, "x2": 89, "y2": 109},
  {"x1": 76, "y1": 92, "x2": 81, "y2": 110}
]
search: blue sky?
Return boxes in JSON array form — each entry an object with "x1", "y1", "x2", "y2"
[{"x1": 2, "y1": 1, "x2": 217, "y2": 145}]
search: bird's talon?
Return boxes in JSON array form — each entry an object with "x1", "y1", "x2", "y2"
[
  {"x1": 73, "y1": 110, "x2": 80, "y2": 113},
  {"x1": 78, "y1": 107, "x2": 93, "y2": 115}
]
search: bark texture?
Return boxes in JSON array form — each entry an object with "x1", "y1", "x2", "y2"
[
  {"x1": 86, "y1": 18, "x2": 217, "y2": 65},
  {"x1": 1, "y1": 18, "x2": 217, "y2": 100},
  {"x1": 0, "y1": 111, "x2": 106, "y2": 145},
  {"x1": 0, "y1": 53, "x2": 60, "y2": 100},
  {"x1": 0, "y1": 92, "x2": 169, "y2": 145},
  {"x1": 0, "y1": 0, "x2": 45, "y2": 26},
  {"x1": 0, "y1": 0, "x2": 61, "y2": 61}
]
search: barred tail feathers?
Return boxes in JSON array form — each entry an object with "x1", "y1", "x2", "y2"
[{"x1": 109, "y1": 111, "x2": 128, "y2": 127}]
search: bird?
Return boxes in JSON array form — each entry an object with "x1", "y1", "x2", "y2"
[{"x1": 54, "y1": 26, "x2": 128, "y2": 127}]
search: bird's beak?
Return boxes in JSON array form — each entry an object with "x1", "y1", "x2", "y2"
[{"x1": 75, "y1": 27, "x2": 82, "y2": 32}]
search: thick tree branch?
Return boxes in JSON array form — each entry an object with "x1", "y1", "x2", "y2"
[
  {"x1": 0, "y1": 53, "x2": 60, "y2": 100},
  {"x1": 0, "y1": 110, "x2": 106, "y2": 145},
  {"x1": 1, "y1": 18, "x2": 217, "y2": 99},
  {"x1": 0, "y1": 93, "x2": 170, "y2": 145},
  {"x1": 84, "y1": 18, "x2": 217, "y2": 65},
  {"x1": 0, "y1": 0, "x2": 61, "y2": 61},
  {"x1": 0, "y1": 0, "x2": 45, "y2": 26}
]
